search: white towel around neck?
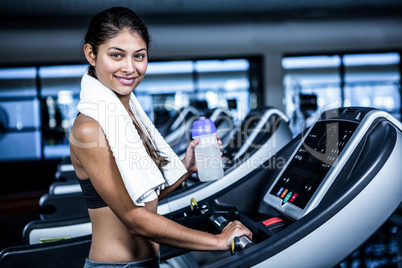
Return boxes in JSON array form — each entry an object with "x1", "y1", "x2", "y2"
[{"x1": 77, "y1": 72, "x2": 187, "y2": 206}]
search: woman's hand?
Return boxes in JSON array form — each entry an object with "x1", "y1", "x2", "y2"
[
  {"x1": 217, "y1": 220, "x2": 253, "y2": 251},
  {"x1": 182, "y1": 138, "x2": 199, "y2": 174},
  {"x1": 182, "y1": 135, "x2": 223, "y2": 174}
]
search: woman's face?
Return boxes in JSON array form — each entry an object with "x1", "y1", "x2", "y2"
[{"x1": 85, "y1": 29, "x2": 148, "y2": 96}]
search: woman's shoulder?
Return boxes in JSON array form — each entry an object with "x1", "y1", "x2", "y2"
[{"x1": 70, "y1": 114, "x2": 104, "y2": 145}]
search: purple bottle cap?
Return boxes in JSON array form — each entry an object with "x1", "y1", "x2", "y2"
[{"x1": 192, "y1": 116, "x2": 217, "y2": 137}]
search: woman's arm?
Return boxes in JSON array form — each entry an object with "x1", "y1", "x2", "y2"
[
  {"x1": 158, "y1": 138, "x2": 199, "y2": 200},
  {"x1": 157, "y1": 171, "x2": 191, "y2": 201},
  {"x1": 70, "y1": 120, "x2": 250, "y2": 251}
]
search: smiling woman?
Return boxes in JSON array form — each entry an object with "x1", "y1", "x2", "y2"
[
  {"x1": 69, "y1": 6, "x2": 251, "y2": 268},
  {"x1": 81, "y1": 7, "x2": 167, "y2": 175},
  {"x1": 84, "y1": 30, "x2": 148, "y2": 96}
]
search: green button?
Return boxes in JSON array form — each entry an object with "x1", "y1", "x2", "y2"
[{"x1": 283, "y1": 191, "x2": 293, "y2": 204}]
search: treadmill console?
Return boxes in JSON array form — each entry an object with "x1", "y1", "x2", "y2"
[{"x1": 263, "y1": 108, "x2": 368, "y2": 219}]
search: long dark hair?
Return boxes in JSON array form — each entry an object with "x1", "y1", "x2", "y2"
[{"x1": 84, "y1": 7, "x2": 169, "y2": 171}]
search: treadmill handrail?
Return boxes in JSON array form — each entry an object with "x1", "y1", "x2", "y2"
[{"x1": 234, "y1": 109, "x2": 288, "y2": 161}]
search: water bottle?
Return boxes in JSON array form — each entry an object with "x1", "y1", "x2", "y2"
[{"x1": 192, "y1": 116, "x2": 224, "y2": 182}]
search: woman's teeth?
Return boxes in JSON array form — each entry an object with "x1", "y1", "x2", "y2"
[{"x1": 116, "y1": 76, "x2": 135, "y2": 85}]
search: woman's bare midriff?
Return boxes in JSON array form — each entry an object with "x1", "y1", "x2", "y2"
[{"x1": 87, "y1": 199, "x2": 159, "y2": 263}]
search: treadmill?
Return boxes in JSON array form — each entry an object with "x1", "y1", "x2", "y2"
[
  {"x1": 158, "y1": 107, "x2": 292, "y2": 215},
  {"x1": 203, "y1": 107, "x2": 234, "y2": 150},
  {"x1": 24, "y1": 107, "x2": 292, "y2": 245},
  {"x1": 163, "y1": 106, "x2": 199, "y2": 147},
  {"x1": 162, "y1": 107, "x2": 402, "y2": 267},
  {"x1": 222, "y1": 106, "x2": 291, "y2": 167},
  {"x1": 157, "y1": 107, "x2": 199, "y2": 138}
]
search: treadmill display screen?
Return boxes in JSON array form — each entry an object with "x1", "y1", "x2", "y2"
[{"x1": 269, "y1": 120, "x2": 358, "y2": 209}]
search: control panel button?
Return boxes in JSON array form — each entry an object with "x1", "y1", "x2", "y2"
[
  {"x1": 262, "y1": 217, "x2": 283, "y2": 226},
  {"x1": 276, "y1": 187, "x2": 284, "y2": 196},
  {"x1": 280, "y1": 189, "x2": 288, "y2": 198},
  {"x1": 282, "y1": 191, "x2": 293, "y2": 204}
]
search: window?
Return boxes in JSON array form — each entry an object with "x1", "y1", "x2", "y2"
[
  {"x1": 39, "y1": 64, "x2": 86, "y2": 159},
  {"x1": 136, "y1": 59, "x2": 255, "y2": 126},
  {"x1": 283, "y1": 52, "x2": 401, "y2": 135},
  {"x1": 0, "y1": 57, "x2": 261, "y2": 161},
  {"x1": 343, "y1": 53, "x2": 400, "y2": 119},
  {"x1": 0, "y1": 67, "x2": 41, "y2": 161}
]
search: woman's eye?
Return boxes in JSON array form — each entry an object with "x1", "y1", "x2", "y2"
[
  {"x1": 135, "y1": 54, "x2": 145, "y2": 59},
  {"x1": 111, "y1": 53, "x2": 123, "y2": 59}
]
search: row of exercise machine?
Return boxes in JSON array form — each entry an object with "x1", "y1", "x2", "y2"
[{"x1": 1, "y1": 106, "x2": 401, "y2": 267}]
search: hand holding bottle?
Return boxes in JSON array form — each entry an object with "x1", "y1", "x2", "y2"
[{"x1": 192, "y1": 116, "x2": 224, "y2": 182}]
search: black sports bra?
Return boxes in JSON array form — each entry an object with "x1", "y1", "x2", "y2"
[{"x1": 78, "y1": 179, "x2": 108, "y2": 209}]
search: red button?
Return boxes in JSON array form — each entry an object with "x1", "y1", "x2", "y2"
[
  {"x1": 290, "y1": 193, "x2": 298, "y2": 202},
  {"x1": 263, "y1": 217, "x2": 283, "y2": 226}
]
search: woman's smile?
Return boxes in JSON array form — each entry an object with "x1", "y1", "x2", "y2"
[{"x1": 115, "y1": 75, "x2": 137, "y2": 86}]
